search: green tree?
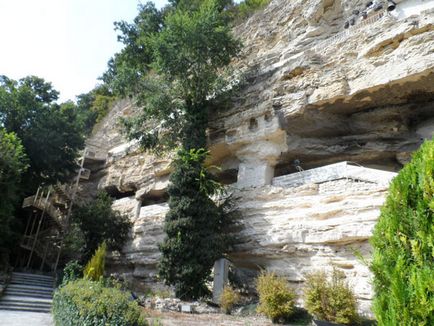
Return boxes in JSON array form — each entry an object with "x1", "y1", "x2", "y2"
[
  {"x1": 71, "y1": 192, "x2": 132, "y2": 261},
  {"x1": 0, "y1": 75, "x2": 85, "y2": 190},
  {"x1": 107, "y1": 0, "x2": 240, "y2": 299},
  {"x1": 75, "y1": 84, "x2": 116, "y2": 134},
  {"x1": 0, "y1": 129, "x2": 28, "y2": 252},
  {"x1": 102, "y1": 1, "x2": 164, "y2": 96},
  {"x1": 371, "y1": 139, "x2": 434, "y2": 325}
]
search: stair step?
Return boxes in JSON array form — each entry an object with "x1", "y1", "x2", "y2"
[
  {"x1": 9, "y1": 281, "x2": 53, "y2": 289},
  {"x1": 12, "y1": 272, "x2": 53, "y2": 281},
  {"x1": 4, "y1": 291, "x2": 52, "y2": 300},
  {"x1": 6, "y1": 287, "x2": 53, "y2": 294},
  {"x1": 11, "y1": 276, "x2": 53, "y2": 282},
  {"x1": 10, "y1": 280, "x2": 53, "y2": 286},
  {"x1": 0, "y1": 304, "x2": 51, "y2": 313},
  {"x1": 7, "y1": 284, "x2": 53, "y2": 292},
  {"x1": 11, "y1": 273, "x2": 54, "y2": 281},
  {"x1": 0, "y1": 300, "x2": 52, "y2": 308},
  {"x1": 1, "y1": 295, "x2": 52, "y2": 304},
  {"x1": 11, "y1": 276, "x2": 54, "y2": 283}
]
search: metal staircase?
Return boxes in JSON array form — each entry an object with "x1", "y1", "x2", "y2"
[{"x1": 17, "y1": 145, "x2": 107, "y2": 275}]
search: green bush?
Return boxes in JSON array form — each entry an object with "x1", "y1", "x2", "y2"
[
  {"x1": 256, "y1": 271, "x2": 296, "y2": 323},
  {"x1": 227, "y1": 0, "x2": 270, "y2": 23},
  {"x1": 61, "y1": 260, "x2": 82, "y2": 285},
  {"x1": 371, "y1": 139, "x2": 434, "y2": 326},
  {"x1": 304, "y1": 269, "x2": 359, "y2": 325},
  {"x1": 52, "y1": 278, "x2": 146, "y2": 326},
  {"x1": 220, "y1": 286, "x2": 240, "y2": 314},
  {"x1": 237, "y1": 0, "x2": 270, "y2": 18},
  {"x1": 84, "y1": 242, "x2": 106, "y2": 281}
]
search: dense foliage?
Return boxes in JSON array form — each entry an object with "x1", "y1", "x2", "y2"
[
  {"x1": 256, "y1": 272, "x2": 296, "y2": 323},
  {"x1": 304, "y1": 269, "x2": 359, "y2": 325},
  {"x1": 0, "y1": 75, "x2": 85, "y2": 190},
  {"x1": 84, "y1": 242, "x2": 106, "y2": 281},
  {"x1": 371, "y1": 139, "x2": 434, "y2": 326},
  {"x1": 71, "y1": 192, "x2": 132, "y2": 262},
  {"x1": 52, "y1": 278, "x2": 146, "y2": 326},
  {"x1": 75, "y1": 85, "x2": 116, "y2": 134},
  {"x1": 0, "y1": 129, "x2": 28, "y2": 252},
  {"x1": 229, "y1": 0, "x2": 270, "y2": 22},
  {"x1": 61, "y1": 260, "x2": 83, "y2": 285},
  {"x1": 107, "y1": 0, "x2": 240, "y2": 299}
]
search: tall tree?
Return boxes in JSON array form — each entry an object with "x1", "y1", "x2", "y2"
[
  {"x1": 0, "y1": 75, "x2": 85, "y2": 191},
  {"x1": 108, "y1": 0, "x2": 240, "y2": 298},
  {"x1": 0, "y1": 129, "x2": 28, "y2": 254},
  {"x1": 71, "y1": 191, "x2": 132, "y2": 262},
  {"x1": 371, "y1": 139, "x2": 434, "y2": 325}
]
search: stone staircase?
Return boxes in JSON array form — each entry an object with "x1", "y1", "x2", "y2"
[{"x1": 0, "y1": 272, "x2": 54, "y2": 313}]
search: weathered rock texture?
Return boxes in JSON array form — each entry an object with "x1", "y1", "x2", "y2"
[{"x1": 80, "y1": 0, "x2": 434, "y2": 316}]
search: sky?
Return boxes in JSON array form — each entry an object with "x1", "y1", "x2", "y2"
[{"x1": 0, "y1": 0, "x2": 167, "y2": 102}]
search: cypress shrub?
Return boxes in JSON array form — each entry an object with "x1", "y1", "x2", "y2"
[
  {"x1": 158, "y1": 149, "x2": 230, "y2": 299},
  {"x1": 371, "y1": 139, "x2": 434, "y2": 325},
  {"x1": 84, "y1": 242, "x2": 106, "y2": 281},
  {"x1": 52, "y1": 278, "x2": 146, "y2": 326}
]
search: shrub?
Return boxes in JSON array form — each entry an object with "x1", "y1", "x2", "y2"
[
  {"x1": 256, "y1": 271, "x2": 296, "y2": 323},
  {"x1": 52, "y1": 278, "x2": 146, "y2": 326},
  {"x1": 237, "y1": 0, "x2": 270, "y2": 19},
  {"x1": 227, "y1": 0, "x2": 270, "y2": 23},
  {"x1": 84, "y1": 242, "x2": 106, "y2": 281},
  {"x1": 304, "y1": 269, "x2": 359, "y2": 325},
  {"x1": 61, "y1": 260, "x2": 82, "y2": 285},
  {"x1": 371, "y1": 139, "x2": 434, "y2": 325},
  {"x1": 220, "y1": 286, "x2": 241, "y2": 314}
]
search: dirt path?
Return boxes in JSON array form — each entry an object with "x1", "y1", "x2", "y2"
[{"x1": 144, "y1": 309, "x2": 307, "y2": 326}]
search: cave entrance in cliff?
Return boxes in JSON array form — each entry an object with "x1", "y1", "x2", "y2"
[
  {"x1": 214, "y1": 168, "x2": 238, "y2": 185},
  {"x1": 105, "y1": 186, "x2": 136, "y2": 200},
  {"x1": 140, "y1": 190, "x2": 169, "y2": 206}
]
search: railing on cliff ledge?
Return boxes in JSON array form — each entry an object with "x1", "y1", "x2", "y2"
[
  {"x1": 272, "y1": 161, "x2": 397, "y2": 188},
  {"x1": 312, "y1": 10, "x2": 395, "y2": 54}
]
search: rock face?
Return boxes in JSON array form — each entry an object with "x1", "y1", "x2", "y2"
[{"x1": 80, "y1": 0, "x2": 434, "y2": 316}]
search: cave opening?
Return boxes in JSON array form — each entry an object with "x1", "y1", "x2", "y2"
[{"x1": 105, "y1": 186, "x2": 136, "y2": 200}]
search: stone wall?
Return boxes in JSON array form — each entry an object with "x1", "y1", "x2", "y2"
[{"x1": 80, "y1": 0, "x2": 434, "y2": 316}]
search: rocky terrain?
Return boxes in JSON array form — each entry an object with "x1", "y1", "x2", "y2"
[{"x1": 80, "y1": 0, "x2": 434, "y2": 316}]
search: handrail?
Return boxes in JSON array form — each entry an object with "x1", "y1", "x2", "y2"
[{"x1": 312, "y1": 10, "x2": 393, "y2": 53}]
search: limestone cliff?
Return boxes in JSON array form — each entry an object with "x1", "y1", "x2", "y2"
[{"x1": 80, "y1": 0, "x2": 434, "y2": 316}]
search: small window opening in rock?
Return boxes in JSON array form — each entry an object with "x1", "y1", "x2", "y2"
[
  {"x1": 141, "y1": 192, "x2": 169, "y2": 206},
  {"x1": 216, "y1": 169, "x2": 238, "y2": 185},
  {"x1": 264, "y1": 112, "x2": 272, "y2": 122},
  {"x1": 105, "y1": 186, "x2": 136, "y2": 200},
  {"x1": 249, "y1": 118, "x2": 258, "y2": 131}
]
